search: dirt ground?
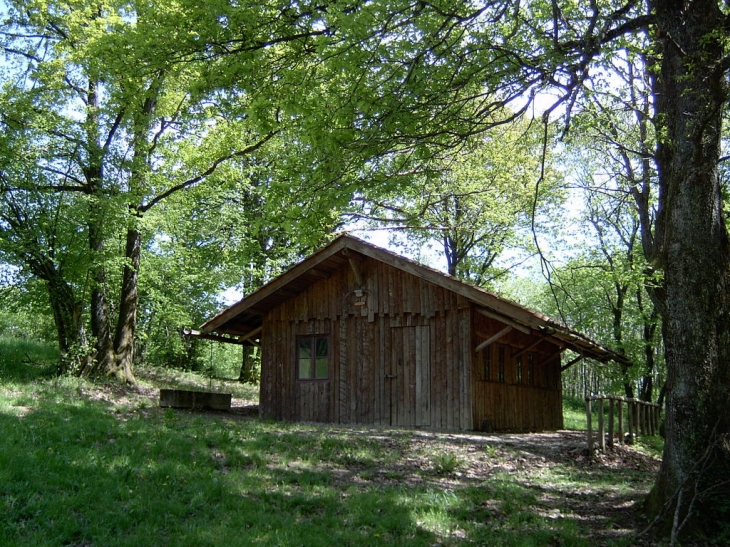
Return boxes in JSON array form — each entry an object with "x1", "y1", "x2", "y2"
[{"x1": 329, "y1": 428, "x2": 663, "y2": 546}]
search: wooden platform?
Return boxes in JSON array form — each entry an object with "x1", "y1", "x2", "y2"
[{"x1": 159, "y1": 389, "x2": 231, "y2": 410}]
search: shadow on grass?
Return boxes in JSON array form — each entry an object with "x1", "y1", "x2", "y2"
[
  {"x1": 0, "y1": 400, "x2": 431, "y2": 546},
  {"x1": 0, "y1": 389, "x2": 604, "y2": 547},
  {"x1": 0, "y1": 344, "x2": 633, "y2": 547}
]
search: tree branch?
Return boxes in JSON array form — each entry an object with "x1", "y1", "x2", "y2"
[{"x1": 138, "y1": 130, "x2": 280, "y2": 212}]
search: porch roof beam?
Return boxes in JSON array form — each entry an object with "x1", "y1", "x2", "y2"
[
  {"x1": 475, "y1": 307, "x2": 531, "y2": 334},
  {"x1": 238, "y1": 325, "x2": 263, "y2": 343},
  {"x1": 475, "y1": 326, "x2": 513, "y2": 353},
  {"x1": 182, "y1": 328, "x2": 245, "y2": 345},
  {"x1": 512, "y1": 338, "x2": 545, "y2": 359},
  {"x1": 561, "y1": 354, "x2": 585, "y2": 372}
]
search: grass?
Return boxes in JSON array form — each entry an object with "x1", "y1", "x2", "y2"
[
  {"x1": 0, "y1": 336, "x2": 59, "y2": 383},
  {"x1": 135, "y1": 364, "x2": 259, "y2": 402},
  {"x1": 0, "y1": 339, "x2": 663, "y2": 547},
  {"x1": 0, "y1": 398, "x2": 588, "y2": 546},
  {"x1": 563, "y1": 395, "x2": 590, "y2": 430},
  {"x1": 632, "y1": 435, "x2": 665, "y2": 459}
]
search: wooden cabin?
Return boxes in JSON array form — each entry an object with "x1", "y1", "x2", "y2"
[{"x1": 200, "y1": 235, "x2": 625, "y2": 432}]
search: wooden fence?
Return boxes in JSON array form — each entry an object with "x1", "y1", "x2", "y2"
[{"x1": 585, "y1": 395, "x2": 662, "y2": 454}]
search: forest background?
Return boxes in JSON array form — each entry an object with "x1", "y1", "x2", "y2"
[{"x1": 1, "y1": 0, "x2": 728, "y2": 541}]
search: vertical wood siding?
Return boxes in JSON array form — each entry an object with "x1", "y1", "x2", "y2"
[
  {"x1": 471, "y1": 312, "x2": 564, "y2": 431},
  {"x1": 260, "y1": 255, "x2": 560, "y2": 431}
]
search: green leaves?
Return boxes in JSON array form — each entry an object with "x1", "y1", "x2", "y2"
[{"x1": 353, "y1": 116, "x2": 563, "y2": 286}]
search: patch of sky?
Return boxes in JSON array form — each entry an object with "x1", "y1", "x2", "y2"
[{"x1": 0, "y1": 262, "x2": 21, "y2": 288}]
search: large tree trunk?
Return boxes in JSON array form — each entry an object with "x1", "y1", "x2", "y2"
[
  {"x1": 85, "y1": 77, "x2": 116, "y2": 377},
  {"x1": 87, "y1": 203, "x2": 116, "y2": 376},
  {"x1": 30, "y1": 255, "x2": 84, "y2": 362},
  {"x1": 239, "y1": 345, "x2": 259, "y2": 385},
  {"x1": 647, "y1": 0, "x2": 730, "y2": 536},
  {"x1": 637, "y1": 288, "x2": 658, "y2": 403},
  {"x1": 111, "y1": 227, "x2": 140, "y2": 384},
  {"x1": 106, "y1": 83, "x2": 160, "y2": 385}
]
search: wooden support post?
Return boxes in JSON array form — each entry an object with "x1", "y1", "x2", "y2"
[
  {"x1": 598, "y1": 397, "x2": 605, "y2": 452},
  {"x1": 638, "y1": 403, "x2": 645, "y2": 436},
  {"x1": 561, "y1": 354, "x2": 585, "y2": 372},
  {"x1": 586, "y1": 398, "x2": 593, "y2": 455},
  {"x1": 346, "y1": 254, "x2": 365, "y2": 287},
  {"x1": 627, "y1": 401, "x2": 634, "y2": 444},
  {"x1": 607, "y1": 398, "x2": 615, "y2": 448},
  {"x1": 618, "y1": 399, "x2": 624, "y2": 445}
]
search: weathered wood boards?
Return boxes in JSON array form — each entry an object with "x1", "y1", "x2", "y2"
[
  {"x1": 203, "y1": 236, "x2": 627, "y2": 432},
  {"x1": 159, "y1": 389, "x2": 232, "y2": 410},
  {"x1": 471, "y1": 311, "x2": 564, "y2": 431},
  {"x1": 258, "y1": 253, "x2": 566, "y2": 432}
]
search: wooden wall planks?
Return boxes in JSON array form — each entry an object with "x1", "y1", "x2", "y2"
[{"x1": 259, "y1": 254, "x2": 562, "y2": 432}]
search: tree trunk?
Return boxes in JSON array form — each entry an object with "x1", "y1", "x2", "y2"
[
  {"x1": 622, "y1": 368, "x2": 634, "y2": 399},
  {"x1": 106, "y1": 81, "x2": 160, "y2": 385},
  {"x1": 239, "y1": 345, "x2": 259, "y2": 385},
  {"x1": 31, "y1": 255, "x2": 85, "y2": 365},
  {"x1": 647, "y1": 0, "x2": 730, "y2": 536},
  {"x1": 87, "y1": 207, "x2": 115, "y2": 376},
  {"x1": 637, "y1": 288, "x2": 658, "y2": 403},
  {"x1": 111, "y1": 227, "x2": 141, "y2": 385},
  {"x1": 83, "y1": 77, "x2": 116, "y2": 376}
]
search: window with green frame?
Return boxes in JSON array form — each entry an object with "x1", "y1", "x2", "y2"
[{"x1": 297, "y1": 336, "x2": 329, "y2": 380}]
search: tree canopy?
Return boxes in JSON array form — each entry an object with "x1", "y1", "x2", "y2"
[
  {"x1": 1, "y1": 0, "x2": 729, "y2": 540},
  {"x1": 351, "y1": 119, "x2": 563, "y2": 286}
]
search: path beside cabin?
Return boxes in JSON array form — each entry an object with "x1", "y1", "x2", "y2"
[{"x1": 85, "y1": 369, "x2": 664, "y2": 546}]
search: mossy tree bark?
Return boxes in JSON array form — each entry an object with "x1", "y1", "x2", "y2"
[{"x1": 646, "y1": 0, "x2": 730, "y2": 536}]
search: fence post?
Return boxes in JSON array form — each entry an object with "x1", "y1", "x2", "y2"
[
  {"x1": 598, "y1": 397, "x2": 605, "y2": 452},
  {"x1": 618, "y1": 399, "x2": 624, "y2": 445},
  {"x1": 648, "y1": 403, "x2": 655, "y2": 435},
  {"x1": 627, "y1": 401, "x2": 634, "y2": 444},
  {"x1": 638, "y1": 402, "x2": 644, "y2": 437},
  {"x1": 586, "y1": 398, "x2": 593, "y2": 455},
  {"x1": 608, "y1": 398, "x2": 615, "y2": 448}
]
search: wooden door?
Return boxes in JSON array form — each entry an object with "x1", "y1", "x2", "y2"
[{"x1": 388, "y1": 325, "x2": 431, "y2": 427}]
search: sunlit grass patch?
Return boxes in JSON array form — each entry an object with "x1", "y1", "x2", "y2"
[
  {"x1": 633, "y1": 435, "x2": 664, "y2": 458},
  {"x1": 563, "y1": 395, "x2": 590, "y2": 430},
  {"x1": 409, "y1": 489, "x2": 464, "y2": 541},
  {"x1": 135, "y1": 364, "x2": 259, "y2": 402},
  {"x1": 0, "y1": 336, "x2": 59, "y2": 384},
  {"x1": 431, "y1": 451, "x2": 462, "y2": 475}
]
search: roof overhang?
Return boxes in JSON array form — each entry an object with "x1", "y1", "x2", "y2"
[{"x1": 200, "y1": 234, "x2": 630, "y2": 366}]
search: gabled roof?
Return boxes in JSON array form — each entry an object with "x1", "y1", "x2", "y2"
[{"x1": 201, "y1": 234, "x2": 629, "y2": 365}]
